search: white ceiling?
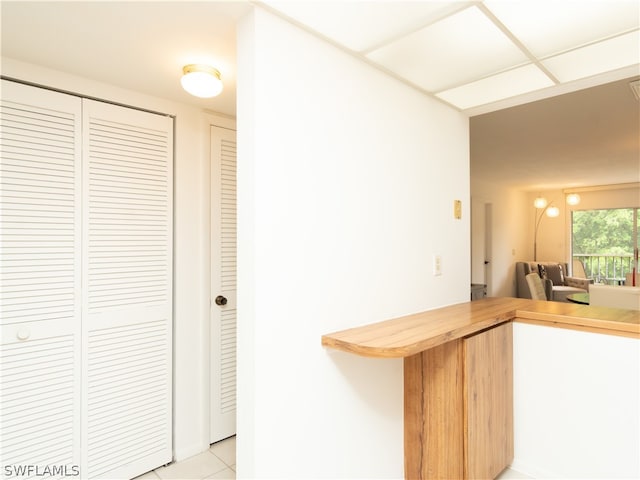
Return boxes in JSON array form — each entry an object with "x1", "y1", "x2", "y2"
[
  {"x1": 471, "y1": 76, "x2": 640, "y2": 191},
  {"x1": 263, "y1": 0, "x2": 639, "y2": 113},
  {"x1": 1, "y1": 0, "x2": 639, "y2": 191},
  {"x1": 1, "y1": 1, "x2": 251, "y2": 117}
]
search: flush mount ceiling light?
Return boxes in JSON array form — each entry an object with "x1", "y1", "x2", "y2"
[
  {"x1": 566, "y1": 193, "x2": 581, "y2": 206},
  {"x1": 181, "y1": 64, "x2": 223, "y2": 98}
]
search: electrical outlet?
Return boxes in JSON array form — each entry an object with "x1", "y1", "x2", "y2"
[{"x1": 433, "y1": 255, "x2": 442, "y2": 276}]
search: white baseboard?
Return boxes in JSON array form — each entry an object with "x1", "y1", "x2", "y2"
[{"x1": 173, "y1": 441, "x2": 210, "y2": 462}]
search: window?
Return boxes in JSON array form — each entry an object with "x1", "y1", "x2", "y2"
[{"x1": 572, "y1": 208, "x2": 639, "y2": 284}]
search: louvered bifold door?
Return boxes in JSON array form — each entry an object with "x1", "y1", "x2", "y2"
[
  {"x1": 0, "y1": 80, "x2": 82, "y2": 478},
  {"x1": 210, "y1": 126, "x2": 236, "y2": 443},
  {"x1": 81, "y1": 100, "x2": 173, "y2": 479}
]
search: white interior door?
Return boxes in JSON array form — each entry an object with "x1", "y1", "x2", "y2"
[
  {"x1": 484, "y1": 203, "x2": 493, "y2": 295},
  {"x1": 0, "y1": 80, "x2": 82, "y2": 475},
  {"x1": 210, "y1": 125, "x2": 237, "y2": 443},
  {"x1": 1, "y1": 80, "x2": 173, "y2": 479},
  {"x1": 81, "y1": 99, "x2": 173, "y2": 479},
  {"x1": 471, "y1": 198, "x2": 487, "y2": 285}
]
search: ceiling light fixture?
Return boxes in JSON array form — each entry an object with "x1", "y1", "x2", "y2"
[
  {"x1": 181, "y1": 64, "x2": 223, "y2": 98},
  {"x1": 566, "y1": 193, "x2": 581, "y2": 206}
]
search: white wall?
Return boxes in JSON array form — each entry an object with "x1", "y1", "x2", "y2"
[
  {"x1": 471, "y1": 179, "x2": 529, "y2": 297},
  {"x1": 237, "y1": 8, "x2": 469, "y2": 479},
  {"x1": 1, "y1": 57, "x2": 216, "y2": 461},
  {"x1": 513, "y1": 322, "x2": 640, "y2": 478}
]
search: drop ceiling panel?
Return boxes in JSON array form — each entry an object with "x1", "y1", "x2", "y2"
[
  {"x1": 366, "y1": 5, "x2": 529, "y2": 92},
  {"x1": 2, "y1": 0, "x2": 638, "y2": 119},
  {"x1": 436, "y1": 64, "x2": 555, "y2": 110},
  {"x1": 542, "y1": 31, "x2": 640, "y2": 83},
  {"x1": 263, "y1": 1, "x2": 469, "y2": 52},
  {"x1": 485, "y1": 0, "x2": 640, "y2": 58}
]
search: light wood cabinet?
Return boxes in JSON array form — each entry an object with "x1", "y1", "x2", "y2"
[
  {"x1": 404, "y1": 322, "x2": 513, "y2": 479},
  {"x1": 464, "y1": 322, "x2": 513, "y2": 479},
  {"x1": 322, "y1": 297, "x2": 637, "y2": 480}
]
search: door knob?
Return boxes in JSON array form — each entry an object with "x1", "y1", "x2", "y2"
[
  {"x1": 215, "y1": 295, "x2": 227, "y2": 306},
  {"x1": 16, "y1": 327, "x2": 31, "y2": 341}
]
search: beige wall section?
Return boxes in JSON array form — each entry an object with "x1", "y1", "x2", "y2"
[{"x1": 471, "y1": 179, "x2": 529, "y2": 297}]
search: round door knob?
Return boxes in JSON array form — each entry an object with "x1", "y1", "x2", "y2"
[
  {"x1": 215, "y1": 295, "x2": 228, "y2": 306},
  {"x1": 17, "y1": 327, "x2": 31, "y2": 341}
]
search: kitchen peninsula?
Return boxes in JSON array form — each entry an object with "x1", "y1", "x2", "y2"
[{"x1": 322, "y1": 297, "x2": 640, "y2": 479}]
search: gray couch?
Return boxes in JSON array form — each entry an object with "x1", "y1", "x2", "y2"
[{"x1": 515, "y1": 261, "x2": 592, "y2": 302}]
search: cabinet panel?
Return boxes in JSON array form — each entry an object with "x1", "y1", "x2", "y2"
[
  {"x1": 464, "y1": 322, "x2": 513, "y2": 479},
  {"x1": 404, "y1": 323, "x2": 513, "y2": 480},
  {"x1": 405, "y1": 339, "x2": 464, "y2": 480}
]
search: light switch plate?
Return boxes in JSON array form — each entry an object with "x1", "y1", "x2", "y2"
[
  {"x1": 454, "y1": 200, "x2": 462, "y2": 219},
  {"x1": 433, "y1": 255, "x2": 442, "y2": 276}
]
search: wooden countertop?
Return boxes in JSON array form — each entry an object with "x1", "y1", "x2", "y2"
[{"x1": 321, "y1": 297, "x2": 640, "y2": 358}]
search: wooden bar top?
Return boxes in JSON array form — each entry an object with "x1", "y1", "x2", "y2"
[{"x1": 321, "y1": 297, "x2": 640, "y2": 358}]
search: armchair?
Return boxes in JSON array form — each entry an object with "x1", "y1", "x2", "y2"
[
  {"x1": 516, "y1": 261, "x2": 592, "y2": 302},
  {"x1": 526, "y1": 272, "x2": 547, "y2": 300}
]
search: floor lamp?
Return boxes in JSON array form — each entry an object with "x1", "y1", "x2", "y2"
[
  {"x1": 533, "y1": 197, "x2": 559, "y2": 261},
  {"x1": 533, "y1": 193, "x2": 580, "y2": 262}
]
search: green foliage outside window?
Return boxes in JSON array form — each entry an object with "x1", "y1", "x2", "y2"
[
  {"x1": 572, "y1": 209, "x2": 634, "y2": 255},
  {"x1": 572, "y1": 208, "x2": 639, "y2": 281}
]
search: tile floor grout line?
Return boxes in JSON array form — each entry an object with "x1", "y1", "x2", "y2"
[
  {"x1": 207, "y1": 449, "x2": 235, "y2": 470},
  {"x1": 135, "y1": 437, "x2": 237, "y2": 480}
]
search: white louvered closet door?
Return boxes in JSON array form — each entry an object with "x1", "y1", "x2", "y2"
[
  {"x1": 210, "y1": 126, "x2": 236, "y2": 443},
  {"x1": 81, "y1": 100, "x2": 173, "y2": 479},
  {"x1": 0, "y1": 80, "x2": 82, "y2": 478}
]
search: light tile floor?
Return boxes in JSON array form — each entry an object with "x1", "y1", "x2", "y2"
[
  {"x1": 497, "y1": 467, "x2": 535, "y2": 479},
  {"x1": 134, "y1": 436, "x2": 236, "y2": 480},
  {"x1": 134, "y1": 436, "x2": 533, "y2": 480}
]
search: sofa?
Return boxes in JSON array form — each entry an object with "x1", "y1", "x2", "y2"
[
  {"x1": 515, "y1": 261, "x2": 592, "y2": 302},
  {"x1": 590, "y1": 284, "x2": 640, "y2": 310}
]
